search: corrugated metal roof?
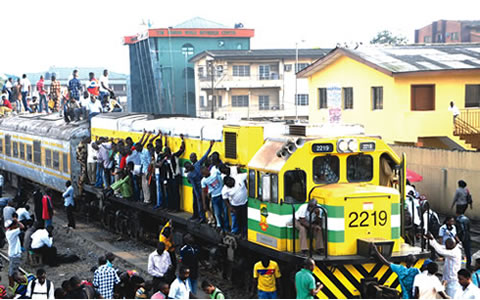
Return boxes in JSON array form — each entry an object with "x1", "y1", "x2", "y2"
[
  {"x1": 299, "y1": 44, "x2": 480, "y2": 77},
  {"x1": 345, "y1": 44, "x2": 480, "y2": 73},
  {"x1": 174, "y1": 17, "x2": 229, "y2": 29},
  {"x1": 190, "y1": 49, "x2": 330, "y2": 62}
]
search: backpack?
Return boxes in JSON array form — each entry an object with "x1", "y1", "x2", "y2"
[
  {"x1": 30, "y1": 279, "x2": 52, "y2": 298},
  {"x1": 467, "y1": 189, "x2": 473, "y2": 205}
]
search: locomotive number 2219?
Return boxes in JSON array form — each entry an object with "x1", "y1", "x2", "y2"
[{"x1": 348, "y1": 210, "x2": 388, "y2": 227}]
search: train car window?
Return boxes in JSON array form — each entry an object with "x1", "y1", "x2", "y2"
[
  {"x1": 63, "y1": 153, "x2": 69, "y2": 173},
  {"x1": 53, "y1": 151, "x2": 60, "y2": 170},
  {"x1": 27, "y1": 145, "x2": 33, "y2": 162},
  {"x1": 347, "y1": 154, "x2": 373, "y2": 182},
  {"x1": 0, "y1": 138, "x2": 3, "y2": 154},
  {"x1": 313, "y1": 156, "x2": 339, "y2": 184},
  {"x1": 12, "y1": 141, "x2": 18, "y2": 158},
  {"x1": 284, "y1": 170, "x2": 307, "y2": 203},
  {"x1": 33, "y1": 141, "x2": 41, "y2": 165},
  {"x1": 257, "y1": 171, "x2": 263, "y2": 200},
  {"x1": 5, "y1": 135, "x2": 11, "y2": 156},
  {"x1": 248, "y1": 170, "x2": 256, "y2": 198},
  {"x1": 261, "y1": 174, "x2": 271, "y2": 201},
  {"x1": 19, "y1": 143, "x2": 25, "y2": 160},
  {"x1": 45, "y1": 149, "x2": 52, "y2": 168}
]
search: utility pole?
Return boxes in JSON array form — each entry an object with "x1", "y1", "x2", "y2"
[
  {"x1": 295, "y1": 42, "x2": 298, "y2": 121},
  {"x1": 209, "y1": 60, "x2": 215, "y2": 119}
]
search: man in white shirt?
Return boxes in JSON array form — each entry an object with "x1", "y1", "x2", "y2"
[
  {"x1": 448, "y1": 101, "x2": 460, "y2": 122},
  {"x1": 26, "y1": 269, "x2": 54, "y2": 299},
  {"x1": 87, "y1": 140, "x2": 97, "y2": 185},
  {"x1": 19, "y1": 74, "x2": 33, "y2": 113},
  {"x1": 31, "y1": 226, "x2": 57, "y2": 267},
  {"x1": 169, "y1": 266, "x2": 194, "y2": 299},
  {"x1": 222, "y1": 173, "x2": 248, "y2": 237},
  {"x1": 294, "y1": 199, "x2": 323, "y2": 255},
  {"x1": 16, "y1": 205, "x2": 32, "y2": 224},
  {"x1": 0, "y1": 173, "x2": 3, "y2": 197},
  {"x1": 87, "y1": 95, "x2": 102, "y2": 121},
  {"x1": 413, "y1": 261, "x2": 449, "y2": 299},
  {"x1": 5, "y1": 217, "x2": 24, "y2": 287},
  {"x1": 148, "y1": 242, "x2": 172, "y2": 287},
  {"x1": 456, "y1": 268, "x2": 480, "y2": 299},
  {"x1": 426, "y1": 233, "x2": 462, "y2": 297},
  {"x1": 99, "y1": 69, "x2": 114, "y2": 101}
]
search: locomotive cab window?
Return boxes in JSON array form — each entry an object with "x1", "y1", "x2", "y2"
[
  {"x1": 347, "y1": 154, "x2": 373, "y2": 182},
  {"x1": 313, "y1": 155, "x2": 339, "y2": 184},
  {"x1": 248, "y1": 170, "x2": 256, "y2": 198},
  {"x1": 257, "y1": 171, "x2": 279, "y2": 203},
  {"x1": 284, "y1": 170, "x2": 307, "y2": 203}
]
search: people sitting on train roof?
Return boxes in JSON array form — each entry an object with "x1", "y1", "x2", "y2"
[
  {"x1": 291, "y1": 199, "x2": 324, "y2": 255},
  {"x1": 0, "y1": 94, "x2": 13, "y2": 117},
  {"x1": 64, "y1": 97, "x2": 81, "y2": 124}
]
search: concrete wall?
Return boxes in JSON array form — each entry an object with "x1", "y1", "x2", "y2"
[{"x1": 391, "y1": 145, "x2": 480, "y2": 220}]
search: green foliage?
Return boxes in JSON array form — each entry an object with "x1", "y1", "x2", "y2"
[{"x1": 370, "y1": 30, "x2": 408, "y2": 45}]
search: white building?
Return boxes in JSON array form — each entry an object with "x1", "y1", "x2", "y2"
[{"x1": 189, "y1": 49, "x2": 329, "y2": 120}]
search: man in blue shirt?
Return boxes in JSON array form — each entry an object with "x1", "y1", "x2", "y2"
[
  {"x1": 184, "y1": 140, "x2": 214, "y2": 223},
  {"x1": 472, "y1": 258, "x2": 480, "y2": 287},
  {"x1": 62, "y1": 181, "x2": 75, "y2": 229},
  {"x1": 372, "y1": 244, "x2": 419, "y2": 299},
  {"x1": 201, "y1": 166, "x2": 228, "y2": 232}
]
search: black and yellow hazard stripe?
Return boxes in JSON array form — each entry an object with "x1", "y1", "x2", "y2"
[{"x1": 311, "y1": 258, "x2": 425, "y2": 299}]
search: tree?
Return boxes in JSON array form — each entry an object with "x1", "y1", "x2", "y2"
[{"x1": 370, "y1": 30, "x2": 408, "y2": 45}]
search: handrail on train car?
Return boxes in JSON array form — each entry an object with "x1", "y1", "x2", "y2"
[{"x1": 291, "y1": 203, "x2": 296, "y2": 254}]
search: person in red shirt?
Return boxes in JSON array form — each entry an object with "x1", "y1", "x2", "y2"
[
  {"x1": 36, "y1": 75, "x2": 49, "y2": 113},
  {"x1": 0, "y1": 95, "x2": 13, "y2": 116},
  {"x1": 42, "y1": 191, "x2": 54, "y2": 227}
]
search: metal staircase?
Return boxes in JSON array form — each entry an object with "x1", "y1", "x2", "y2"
[{"x1": 454, "y1": 109, "x2": 480, "y2": 150}]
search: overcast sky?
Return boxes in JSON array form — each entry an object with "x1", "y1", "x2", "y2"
[{"x1": 1, "y1": 0, "x2": 479, "y2": 75}]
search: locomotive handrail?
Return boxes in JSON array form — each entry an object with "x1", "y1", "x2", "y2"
[
  {"x1": 291, "y1": 203, "x2": 296, "y2": 254},
  {"x1": 308, "y1": 204, "x2": 328, "y2": 259}
]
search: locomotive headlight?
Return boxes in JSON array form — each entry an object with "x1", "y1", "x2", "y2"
[
  {"x1": 348, "y1": 139, "x2": 358, "y2": 152},
  {"x1": 337, "y1": 139, "x2": 348, "y2": 153}
]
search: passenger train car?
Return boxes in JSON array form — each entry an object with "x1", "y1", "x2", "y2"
[{"x1": 0, "y1": 112, "x2": 430, "y2": 299}]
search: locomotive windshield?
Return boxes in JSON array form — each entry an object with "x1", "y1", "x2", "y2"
[
  {"x1": 313, "y1": 155, "x2": 339, "y2": 184},
  {"x1": 347, "y1": 154, "x2": 373, "y2": 182}
]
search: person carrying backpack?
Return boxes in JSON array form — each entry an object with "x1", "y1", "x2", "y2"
[
  {"x1": 456, "y1": 208, "x2": 472, "y2": 270},
  {"x1": 451, "y1": 180, "x2": 471, "y2": 215},
  {"x1": 26, "y1": 269, "x2": 54, "y2": 299}
]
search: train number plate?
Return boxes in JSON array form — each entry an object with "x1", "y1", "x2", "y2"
[
  {"x1": 256, "y1": 233, "x2": 278, "y2": 248},
  {"x1": 348, "y1": 210, "x2": 388, "y2": 227}
]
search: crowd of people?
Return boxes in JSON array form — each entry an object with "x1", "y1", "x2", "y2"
[
  {"x1": 0, "y1": 70, "x2": 123, "y2": 121},
  {"x1": 76, "y1": 131, "x2": 249, "y2": 238}
]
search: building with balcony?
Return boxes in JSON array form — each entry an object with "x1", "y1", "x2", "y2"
[
  {"x1": 189, "y1": 49, "x2": 329, "y2": 120},
  {"x1": 123, "y1": 17, "x2": 254, "y2": 116},
  {"x1": 298, "y1": 44, "x2": 480, "y2": 150},
  {"x1": 415, "y1": 20, "x2": 480, "y2": 44}
]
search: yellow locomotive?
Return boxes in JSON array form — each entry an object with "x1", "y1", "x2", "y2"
[{"x1": 0, "y1": 113, "x2": 429, "y2": 298}]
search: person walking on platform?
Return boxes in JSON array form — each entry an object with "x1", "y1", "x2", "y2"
[
  {"x1": 184, "y1": 140, "x2": 214, "y2": 222},
  {"x1": 62, "y1": 181, "x2": 75, "y2": 229},
  {"x1": 148, "y1": 242, "x2": 172, "y2": 288}
]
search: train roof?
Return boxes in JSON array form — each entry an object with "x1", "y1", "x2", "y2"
[
  {"x1": 91, "y1": 113, "x2": 367, "y2": 140},
  {"x1": 0, "y1": 113, "x2": 89, "y2": 140}
]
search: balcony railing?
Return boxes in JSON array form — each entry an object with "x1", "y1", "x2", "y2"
[{"x1": 198, "y1": 73, "x2": 283, "y2": 82}]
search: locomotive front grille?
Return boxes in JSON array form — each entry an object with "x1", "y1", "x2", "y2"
[{"x1": 224, "y1": 132, "x2": 237, "y2": 159}]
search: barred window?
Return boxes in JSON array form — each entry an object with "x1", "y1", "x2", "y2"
[
  {"x1": 295, "y1": 94, "x2": 309, "y2": 106},
  {"x1": 63, "y1": 153, "x2": 69, "y2": 173},
  {"x1": 27, "y1": 144, "x2": 32, "y2": 162},
  {"x1": 13, "y1": 141, "x2": 18, "y2": 158},
  {"x1": 232, "y1": 95, "x2": 249, "y2": 107},
  {"x1": 53, "y1": 151, "x2": 60, "y2": 170},
  {"x1": 465, "y1": 85, "x2": 480, "y2": 107},
  {"x1": 19, "y1": 143, "x2": 25, "y2": 160},
  {"x1": 45, "y1": 149, "x2": 52, "y2": 168},
  {"x1": 318, "y1": 88, "x2": 327, "y2": 109},
  {"x1": 372, "y1": 87, "x2": 383, "y2": 110},
  {"x1": 259, "y1": 95, "x2": 270, "y2": 110},
  {"x1": 343, "y1": 87, "x2": 353, "y2": 109},
  {"x1": 233, "y1": 65, "x2": 250, "y2": 77}
]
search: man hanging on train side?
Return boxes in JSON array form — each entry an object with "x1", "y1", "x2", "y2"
[{"x1": 159, "y1": 134, "x2": 185, "y2": 212}]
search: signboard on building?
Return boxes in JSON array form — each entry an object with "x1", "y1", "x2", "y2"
[{"x1": 327, "y1": 85, "x2": 342, "y2": 123}]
